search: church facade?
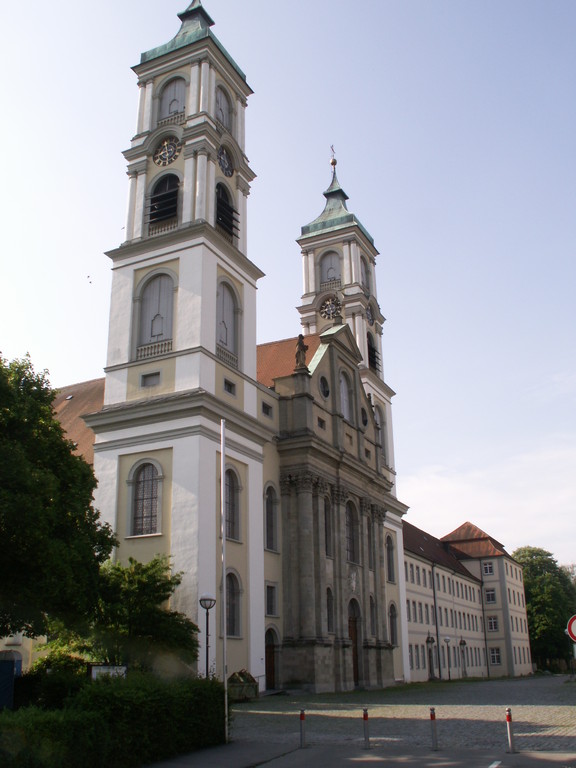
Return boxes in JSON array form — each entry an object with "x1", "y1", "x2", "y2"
[
  {"x1": 83, "y1": 1, "x2": 409, "y2": 692},
  {"x1": 1, "y1": 2, "x2": 533, "y2": 691}
]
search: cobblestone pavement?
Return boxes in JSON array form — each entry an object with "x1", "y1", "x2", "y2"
[{"x1": 230, "y1": 675, "x2": 576, "y2": 754}]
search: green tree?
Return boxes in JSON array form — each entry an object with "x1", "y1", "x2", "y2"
[
  {"x1": 89, "y1": 555, "x2": 199, "y2": 669},
  {"x1": 0, "y1": 355, "x2": 116, "y2": 637},
  {"x1": 513, "y1": 546, "x2": 576, "y2": 667}
]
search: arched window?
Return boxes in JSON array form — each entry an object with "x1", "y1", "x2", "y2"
[
  {"x1": 158, "y1": 77, "x2": 186, "y2": 121},
  {"x1": 340, "y1": 371, "x2": 353, "y2": 422},
  {"x1": 133, "y1": 462, "x2": 159, "y2": 535},
  {"x1": 324, "y1": 497, "x2": 333, "y2": 557},
  {"x1": 367, "y1": 333, "x2": 380, "y2": 372},
  {"x1": 225, "y1": 469, "x2": 240, "y2": 540},
  {"x1": 265, "y1": 486, "x2": 278, "y2": 551},
  {"x1": 216, "y1": 183, "x2": 239, "y2": 240},
  {"x1": 389, "y1": 603, "x2": 398, "y2": 646},
  {"x1": 386, "y1": 535, "x2": 395, "y2": 582},
  {"x1": 327, "y1": 588, "x2": 334, "y2": 633},
  {"x1": 320, "y1": 251, "x2": 341, "y2": 287},
  {"x1": 226, "y1": 572, "x2": 241, "y2": 636},
  {"x1": 346, "y1": 502, "x2": 359, "y2": 564},
  {"x1": 148, "y1": 174, "x2": 179, "y2": 228},
  {"x1": 215, "y1": 86, "x2": 232, "y2": 130},
  {"x1": 138, "y1": 274, "x2": 174, "y2": 349},
  {"x1": 216, "y1": 281, "x2": 238, "y2": 366}
]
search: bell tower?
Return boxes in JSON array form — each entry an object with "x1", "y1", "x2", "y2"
[
  {"x1": 89, "y1": 2, "x2": 268, "y2": 686},
  {"x1": 297, "y1": 156, "x2": 397, "y2": 477},
  {"x1": 297, "y1": 157, "x2": 385, "y2": 379}
]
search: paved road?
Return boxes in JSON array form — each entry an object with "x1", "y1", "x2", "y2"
[{"x1": 149, "y1": 675, "x2": 576, "y2": 767}]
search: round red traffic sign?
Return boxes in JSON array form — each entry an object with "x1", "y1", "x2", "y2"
[{"x1": 567, "y1": 615, "x2": 576, "y2": 643}]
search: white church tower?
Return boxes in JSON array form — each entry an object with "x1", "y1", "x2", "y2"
[{"x1": 87, "y1": 1, "x2": 270, "y2": 683}]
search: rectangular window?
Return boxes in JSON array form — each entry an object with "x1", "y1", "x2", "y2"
[
  {"x1": 266, "y1": 584, "x2": 277, "y2": 616},
  {"x1": 490, "y1": 648, "x2": 502, "y2": 665},
  {"x1": 485, "y1": 588, "x2": 496, "y2": 604},
  {"x1": 425, "y1": 604, "x2": 430, "y2": 625},
  {"x1": 410, "y1": 563, "x2": 415, "y2": 583},
  {"x1": 422, "y1": 569, "x2": 427, "y2": 588},
  {"x1": 483, "y1": 561, "x2": 494, "y2": 575},
  {"x1": 262, "y1": 401, "x2": 273, "y2": 417},
  {"x1": 224, "y1": 379, "x2": 236, "y2": 395},
  {"x1": 406, "y1": 600, "x2": 411, "y2": 622},
  {"x1": 442, "y1": 575, "x2": 446, "y2": 592},
  {"x1": 141, "y1": 372, "x2": 160, "y2": 387},
  {"x1": 418, "y1": 603, "x2": 423, "y2": 623},
  {"x1": 409, "y1": 644, "x2": 414, "y2": 670},
  {"x1": 416, "y1": 566, "x2": 421, "y2": 585},
  {"x1": 318, "y1": 417, "x2": 326, "y2": 429}
]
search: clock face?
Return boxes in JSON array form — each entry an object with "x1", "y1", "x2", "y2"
[
  {"x1": 320, "y1": 296, "x2": 342, "y2": 320},
  {"x1": 218, "y1": 146, "x2": 234, "y2": 177},
  {"x1": 153, "y1": 136, "x2": 182, "y2": 166}
]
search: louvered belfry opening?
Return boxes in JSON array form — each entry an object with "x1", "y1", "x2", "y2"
[
  {"x1": 148, "y1": 174, "x2": 179, "y2": 229},
  {"x1": 216, "y1": 183, "x2": 239, "y2": 240}
]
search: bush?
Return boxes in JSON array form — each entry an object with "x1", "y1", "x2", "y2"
[
  {"x1": 0, "y1": 708, "x2": 108, "y2": 768},
  {"x1": 0, "y1": 673, "x2": 226, "y2": 768},
  {"x1": 14, "y1": 654, "x2": 90, "y2": 710}
]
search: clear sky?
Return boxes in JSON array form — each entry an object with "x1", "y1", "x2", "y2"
[{"x1": 1, "y1": 1, "x2": 574, "y2": 565}]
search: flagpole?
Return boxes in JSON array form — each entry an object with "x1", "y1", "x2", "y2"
[{"x1": 220, "y1": 418, "x2": 228, "y2": 742}]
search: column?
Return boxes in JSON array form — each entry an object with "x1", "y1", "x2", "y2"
[
  {"x1": 332, "y1": 484, "x2": 349, "y2": 689},
  {"x1": 236, "y1": 97, "x2": 245, "y2": 149},
  {"x1": 296, "y1": 473, "x2": 316, "y2": 639},
  {"x1": 133, "y1": 168, "x2": 148, "y2": 240},
  {"x1": 236, "y1": 183, "x2": 248, "y2": 255},
  {"x1": 343, "y1": 240, "x2": 352, "y2": 285},
  {"x1": 350, "y1": 241, "x2": 359, "y2": 285},
  {"x1": 143, "y1": 80, "x2": 154, "y2": 133},
  {"x1": 187, "y1": 62, "x2": 200, "y2": 117},
  {"x1": 280, "y1": 475, "x2": 296, "y2": 640},
  {"x1": 206, "y1": 156, "x2": 216, "y2": 225},
  {"x1": 195, "y1": 151, "x2": 208, "y2": 220},
  {"x1": 199, "y1": 60, "x2": 210, "y2": 113},
  {"x1": 136, "y1": 82, "x2": 146, "y2": 135},
  {"x1": 208, "y1": 65, "x2": 216, "y2": 116},
  {"x1": 125, "y1": 171, "x2": 138, "y2": 241},
  {"x1": 182, "y1": 150, "x2": 197, "y2": 224}
]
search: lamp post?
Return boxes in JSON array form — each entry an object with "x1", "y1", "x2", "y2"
[
  {"x1": 199, "y1": 594, "x2": 216, "y2": 677},
  {"x1": 444, "y1": 637, "x2": 451, "y2": 681},
  {"x1": 459, "y1": 637, "x2": 467, "y2": 678},
  {"x1": 426, "y1": 633, "x2": 436, "y2": 680}
]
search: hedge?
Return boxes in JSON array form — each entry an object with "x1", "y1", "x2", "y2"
[{"x1": 0, "y1": 674, "x2": 226, "y2": 768}]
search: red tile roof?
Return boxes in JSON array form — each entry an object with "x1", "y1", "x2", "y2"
[
  {"x1": 441, "y1": 521, "x2": 511, "y2": 559},
  {"x1": 53, "y1": 378, "x2": 105, "y2": 465},
  {"x1": 257, "y1": 334, "x2": 321, "y2": 389},
  {"x1": 403, "y1": 520, "x2": 480, "y2": 581}
]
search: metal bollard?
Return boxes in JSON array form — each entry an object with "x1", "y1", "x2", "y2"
[
  {"x1": 300, "y1": 709, "x2": 306, "y2": 748},
  {"x1": 430, "y1": 707, "x2": 438, "y2": 751},
  {"x1": 506, "y1": 707, "x2": 516, "y2": 753},
  {"x1": 363, "y1": 707, "x2": 371, "y2": 749}
]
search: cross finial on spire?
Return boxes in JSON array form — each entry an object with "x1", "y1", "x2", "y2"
[{"x1": 330, "y1": 145, "x2": 337, "y2": 167}]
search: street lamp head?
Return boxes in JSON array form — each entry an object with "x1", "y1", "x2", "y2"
[
  {"x1": 459, "y1": 637, "x2": 467, "y2": 647},
  {"x1": 200, "y1": 594, "x2": 216, "y2": 611},
  {"x1": 426, "y1": 632, "x2": 435, "y2": 646},
  {"x1": 444, "y1": 637, "x2": 451, "y2": 645}
]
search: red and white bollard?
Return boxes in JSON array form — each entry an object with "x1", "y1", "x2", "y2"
[
  {"x1": 363, "y1": 707, "x2": 371, "y2": 749},
  {"x1": 300, "y1": 709, "x2": 306, "y2": 748},
  {"x1": 506, "y1": 707, "x2": 516, "y2": 753},
  {"x1": 430, "y1": 707, "x2": 438, "y2": 751}
]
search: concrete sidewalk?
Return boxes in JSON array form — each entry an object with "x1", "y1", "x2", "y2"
[{"x1": 148, "y1": 740, "x2": 576, "y2": 767}]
